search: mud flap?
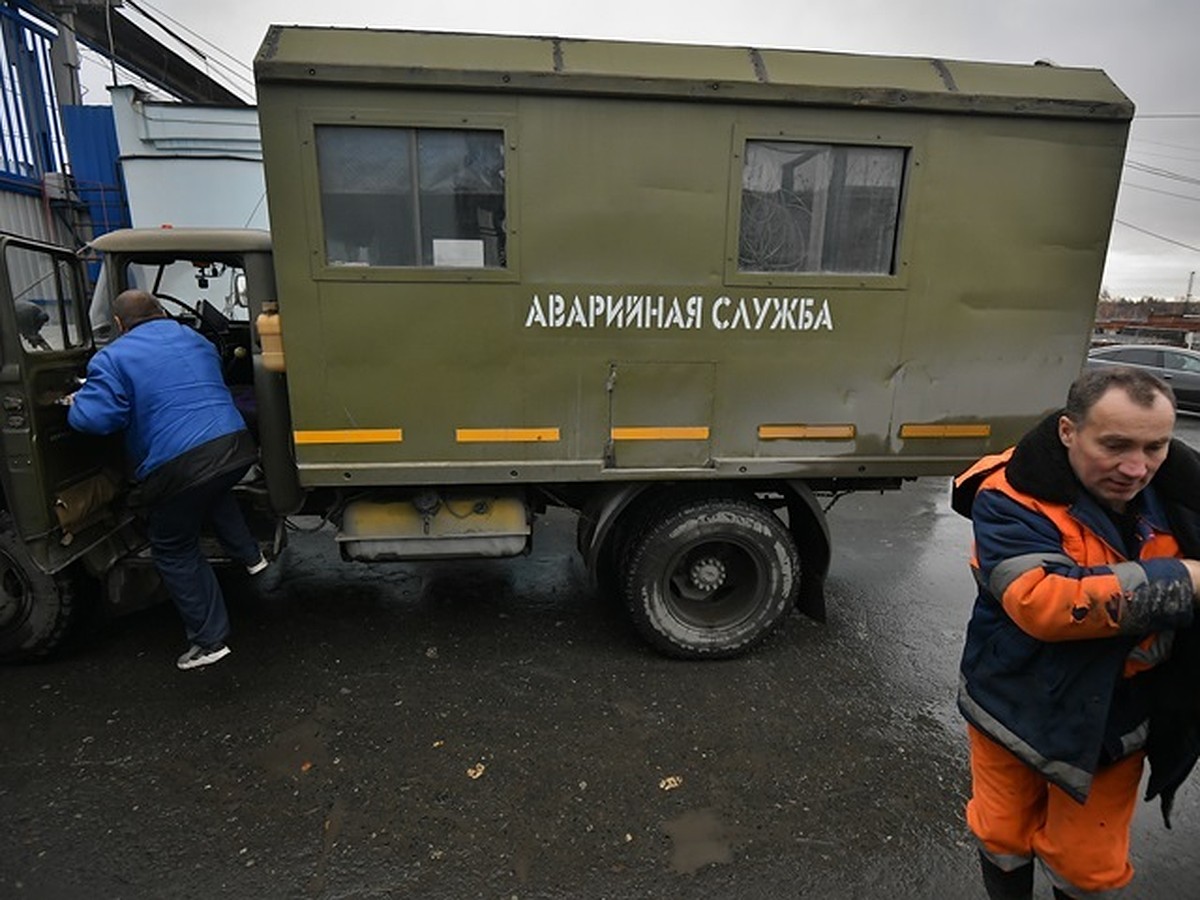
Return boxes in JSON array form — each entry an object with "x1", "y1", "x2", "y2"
[{"x1": 786, "y1": 480, "x2": 831, "y2": 622}]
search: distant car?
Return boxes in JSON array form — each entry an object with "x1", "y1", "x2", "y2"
[{"x1": 1085, "y1": 344, "x2": 1200, "y2": 411}]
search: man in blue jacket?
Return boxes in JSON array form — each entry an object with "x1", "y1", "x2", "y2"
[{"x1": 68, "y1": 290, "x2": 266, "y2": 670}]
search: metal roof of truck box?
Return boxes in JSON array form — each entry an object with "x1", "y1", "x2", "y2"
[{"x1": 254, "y1": 26, "x2": 1133, "y2": 121}]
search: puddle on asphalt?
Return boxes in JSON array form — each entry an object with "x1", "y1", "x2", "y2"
[{"x1": 663, "y1": 808, "x2": 733, "y2": 874}]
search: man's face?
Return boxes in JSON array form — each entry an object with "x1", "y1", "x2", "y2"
[{"x1": 1058, "y1": 386, "x2": 1175, "y2": 512}]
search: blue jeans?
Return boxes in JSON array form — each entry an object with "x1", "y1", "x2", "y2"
[{"x1": 146, "y1": 464, "x2": 260, "y2": 648}]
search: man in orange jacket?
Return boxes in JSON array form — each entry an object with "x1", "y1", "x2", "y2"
[{"x1": 954, "y1": 367, "x2": 1200, "y2": 898}]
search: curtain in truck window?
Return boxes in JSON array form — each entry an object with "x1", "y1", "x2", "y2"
[
  {"x1": 315, "y1": 125, "x2": 506, "y2": 269},
  {"x1": 738, "y1": 141, "x2": 904, "y2": 275}
]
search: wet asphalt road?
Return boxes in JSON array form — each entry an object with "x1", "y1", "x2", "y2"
[{"x1": 4, "y1": 418, "x2": 1200, "y2": 899}]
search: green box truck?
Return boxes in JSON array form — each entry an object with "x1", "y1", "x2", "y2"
[{"x1": 0, "y1": 27, "x2": 1132, "y2": 661}]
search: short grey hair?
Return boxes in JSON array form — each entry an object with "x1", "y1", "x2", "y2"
[{"x1": 1065, "y1": 366, "x2": 1175, "y2": 423}]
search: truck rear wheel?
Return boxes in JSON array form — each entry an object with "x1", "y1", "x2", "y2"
[
  {"x1": 622, "y1": 495, "x2": 799, "y2": 659},
  {"x1": 0, "y1": 514, "x2": 80, "y2": 662}
]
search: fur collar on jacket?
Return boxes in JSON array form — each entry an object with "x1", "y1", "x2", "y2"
[{"x1": 1008, "y1": 409, "x2": 1200, "y2": 510}]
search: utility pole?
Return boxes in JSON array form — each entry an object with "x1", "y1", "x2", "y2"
[
  {"x1": 1185, "y1": 272, "x2": 1196, "y2": 348},
  {"x1": 47, "y1": 6, "x2": 81, "y2": 105}
]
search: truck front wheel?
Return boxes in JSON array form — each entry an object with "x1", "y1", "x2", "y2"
[
  {"x1": 0, "y1": 514, "x2": 80, "y2": 662},
  {"x1": 622, "y1": 495, "x2": 799, "y2": 659}
]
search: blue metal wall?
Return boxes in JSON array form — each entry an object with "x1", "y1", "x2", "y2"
[
  {"x1": 60, "y1": 103, "x2": 130, "y2": 235},
  {"x1": 0, "y1": 2, "x2": 66, "y2": 194}
]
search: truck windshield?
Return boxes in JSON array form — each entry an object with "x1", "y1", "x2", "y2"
[{"x1": 89, "y1": 256, "x2": 250, "y2": 346}]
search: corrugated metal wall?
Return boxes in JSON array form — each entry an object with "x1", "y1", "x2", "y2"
[
  {"x1": 60, "y1": 104, "x2": 129, "y2": 236},
  {"x1": 0, "y1": 182, "x2": 71, "y2": 244}
]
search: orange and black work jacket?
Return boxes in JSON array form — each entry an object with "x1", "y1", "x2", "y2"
[{"x1": 953, "y1": 412, "x2": 1195, "y2": 804}]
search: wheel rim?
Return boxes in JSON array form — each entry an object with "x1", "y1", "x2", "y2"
[
  {"x1": 0, "y1": 548, "x2": 33, "y2": 633},
  {"x1": 660, "y1": 536, "x2": 768, "y2": 630}
]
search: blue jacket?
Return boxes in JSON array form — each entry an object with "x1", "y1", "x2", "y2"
[
  {"x1": 69, "y1": 318, "x2": 248, "y2": 480},
  {"x1": 954, "y1": 412, "x2": 1195, "y2": 803}
]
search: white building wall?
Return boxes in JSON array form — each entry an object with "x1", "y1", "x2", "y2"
[{"x1": 109, "y1": 85, "x2": 268, "y2": 230}]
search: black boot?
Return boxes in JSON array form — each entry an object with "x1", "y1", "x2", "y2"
[{"x1": 979, "y1": 851, "x2": 1034, "y2": 900}]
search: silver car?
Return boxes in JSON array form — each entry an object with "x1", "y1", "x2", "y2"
[{"x1": 1086, "y1": 344, "x2": 1200, "y2": 411}]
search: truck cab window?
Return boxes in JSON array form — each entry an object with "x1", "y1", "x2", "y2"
[
  {"x1": 5, "y1": 245, "x2": 83, "y2": 352},
  {"x1": 738, "y1": 141, "x2": 904, "y2": 275},
  {"x1": 89, "y1": 258, "x2": 250, "y2": 347},
  {"x1": 315, "y1": 125, "x2": 506, "y2": 269}
]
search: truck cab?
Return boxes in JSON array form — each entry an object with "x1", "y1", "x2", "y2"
[{"x1": 0, "y1": 229, "x2": 287, "y2": 661}]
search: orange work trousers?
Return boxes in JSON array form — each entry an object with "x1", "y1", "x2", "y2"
[{"x1": 966, "y1": 724, "x2": 1144, "y2": 895}]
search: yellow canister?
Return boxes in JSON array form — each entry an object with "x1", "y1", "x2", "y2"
[{"x1": 256, "y1": 303, "x2": 286, "y2": 372}]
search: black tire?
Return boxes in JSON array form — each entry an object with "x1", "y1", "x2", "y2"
[
  {"x1": 0, "y1": 514, "x2": 79, "y2": 662},
  {"x1": 622, "y1": 495, "x2": 799, "y2": 659}
]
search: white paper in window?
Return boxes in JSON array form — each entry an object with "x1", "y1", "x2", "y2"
[{"x1": 432, "y1": 239, "x2": 485, "y2": 268}]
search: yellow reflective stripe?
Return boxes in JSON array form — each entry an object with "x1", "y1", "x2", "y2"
[
  {"x1": 611, "y1": 426, "x2": 710, "y2": 441},
  {"x1": 900, "y1": 423, "x2": 991, "y2": 439},
  {"x1": 294, "y1": 428, "x2": 404, "y2": 445},
  {"x1": 456, "y1": 428, "x2": 561, "y2": 443},
  {"x1": 758, "y1": 424, "x2": 856, "y2": 440}
]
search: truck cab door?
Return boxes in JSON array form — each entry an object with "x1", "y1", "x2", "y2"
[{"x1": 0, "y1": 234, "x2": 127, "y2": 572}]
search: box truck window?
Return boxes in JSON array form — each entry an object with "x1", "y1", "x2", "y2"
[
  {"x1": 5, "y1": 245, "x2": 83, "y2": 352},
  {"x1": 315, "y1": 125, "x2": 506, "y2": 269},
  {"x1": 738, "y1": 142, "x2": 904, "y2": 275}
]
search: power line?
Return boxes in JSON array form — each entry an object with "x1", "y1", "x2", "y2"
[
  {"x1": 1121, "y1": 181, "x2": 1200, "y2": 203},
  {"x1": 117, "y1": 1, "x2": 254, "y2": 99},
  {"x1": 135, "y1": 0, "x2": 253, "y2": 75},
  {"x1": 1114, "y1": 219, "x2": 1200, "y2": 253},
  {"x1": 128, "y1": 0, "x2": 254, "y2": 80},
  {"x1": 1127, "y1": 147, "x2": 1200, "y2": 164},
  {"x1": 78, "y1": 44, "x2": 179, "y2": 100},
  {"x1": 1131, "y1": 138, "x2": 1200, "y2": 154},
  {"x1": 1136, "y1": 113, "x2": 1200, "y2": 120},
  {"x1": 1125, "y1": 159, "x2": 1200, "y2": 188},
  {"x1": 26, "y1": 0, "x2": 252, "y2": 103}
]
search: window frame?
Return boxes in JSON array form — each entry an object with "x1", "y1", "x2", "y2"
[
  {"x1": 1108, "y1": 347, "x2": 1162, "y2": 367},
  {"x1": 1163, "y1": 350, "x2": 1200, "y2": 374},
  {"x1": 724, "y1": 127, "x2": 915, "y2": 291},
  {"x1": 300, "y1": 109, "x2": 519, "y2": 284},
  {"x1": 4, "y1": 242, "x2": 88, "y2": 355}
]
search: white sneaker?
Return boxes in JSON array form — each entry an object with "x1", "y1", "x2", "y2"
[
  {"x1": 246, "y1": 555, "x2": 269, "y2": 576},
  {"x1": 176, "y1": 643, "x2": 232, "y2": 670}
]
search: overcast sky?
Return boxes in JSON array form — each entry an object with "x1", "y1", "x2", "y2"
[{"x1": 80, "y1": 0, "x2": 1200, "y2": 299}]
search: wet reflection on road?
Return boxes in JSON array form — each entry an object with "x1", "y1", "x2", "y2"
[{"x1": 1, "y1": 420, "x2": 1199, "y2": 896}]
